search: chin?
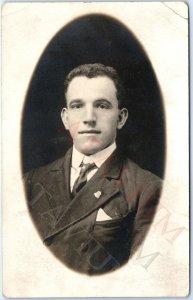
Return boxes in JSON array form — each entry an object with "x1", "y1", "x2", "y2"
[
  {"x1": 78, "y1": 144, "x2": 104, "y2": 156},
  {"x1": 80, "y1": 148, "x2": 100, "y2": 155}
]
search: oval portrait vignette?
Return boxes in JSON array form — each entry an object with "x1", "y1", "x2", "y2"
[{"x1": 22, "y1": 14, "x2": 166, "y2": 275}]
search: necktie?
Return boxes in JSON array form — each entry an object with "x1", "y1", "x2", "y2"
[{"x1": 72, "y1": 162, "x2": 97, "y2": 197}]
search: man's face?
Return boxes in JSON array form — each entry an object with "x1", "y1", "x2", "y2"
[{"x1": 61, "y1": 75, "x2": 128, "y2": 155}]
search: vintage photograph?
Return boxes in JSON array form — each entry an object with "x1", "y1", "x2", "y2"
[{"x1": 3, "y1": 2, "x2": 189, "y2": 297}]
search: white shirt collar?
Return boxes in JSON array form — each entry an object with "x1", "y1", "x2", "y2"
[{"x1": 71, "y1": 142, "x2": 116, "y2": 170}]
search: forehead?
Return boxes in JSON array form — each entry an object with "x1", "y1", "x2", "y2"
[{"x1": 66, "y1": 76, "x2": 118, "y2": 102}]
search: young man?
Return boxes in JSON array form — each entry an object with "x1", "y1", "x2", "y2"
[{"x1": 25, "y1": 64, "x2": 162, "y2": 275}]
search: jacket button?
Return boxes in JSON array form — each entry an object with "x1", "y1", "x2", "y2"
[{"x1": 80, "y1": 242, "x2": 88, "y2": 252}]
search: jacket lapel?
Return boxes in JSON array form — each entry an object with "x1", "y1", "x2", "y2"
[{"x1": 43, "y1": 150, "x2": 124, "y2": 242}]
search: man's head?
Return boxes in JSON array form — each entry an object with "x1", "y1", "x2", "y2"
[{"x1": 61, "y1": 63, "x2": 128, "y2": 155}]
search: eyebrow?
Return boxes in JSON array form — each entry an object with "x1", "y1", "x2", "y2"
[
  {"x1": 69, "y1": 99, "x2": 83, "y2": 103},
  {"x1": 94, "y1": 98, "x2": 111, "y2": 102},
  {"x1": 68, "y1": 99, "x2": 83, "y2": 106},
  {"x1": 68, "y1": 98, "x2": 113, "y2": 107},
  {"x1": 94, "y1": 98, "x2": 113, "y2": 107}
]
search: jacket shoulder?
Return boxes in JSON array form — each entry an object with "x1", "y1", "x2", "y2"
[
  {"x1": 24, "y1": 147, "x2": 72, "y2": 183},
  {"x1": 23, "y1": 155, "x2": 67, "y2": 185},
  {"x1": 123, "y1": 157, "x2": 162, "y2": 185}
]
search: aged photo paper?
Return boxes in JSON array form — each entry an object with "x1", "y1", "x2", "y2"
[{"x1": 2, "y1": 2, "x2": 189, "y2": 297}]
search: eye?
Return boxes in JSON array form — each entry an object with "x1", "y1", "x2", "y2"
[
  {"x1": 96, "y1": 103, "x2": 110, "y2": 109},
  {"x1": 70, "y1": 103, "x2": 83, "y2": 109}
]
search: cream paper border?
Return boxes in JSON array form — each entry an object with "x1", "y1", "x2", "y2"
[{"x1": 2, "y1": 2, "x2": 189, "y2": 297}]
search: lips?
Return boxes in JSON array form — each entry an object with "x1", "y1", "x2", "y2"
[{"x1": 78, "y1": 130, "x2": 101, "y2": 134}]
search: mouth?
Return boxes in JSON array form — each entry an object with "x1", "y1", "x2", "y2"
[{"x1": 78, "y1": 130, "x2": 101, "y2": 134}]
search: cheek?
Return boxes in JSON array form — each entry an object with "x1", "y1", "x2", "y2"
[
  {"x1": 102, "y1": 124, "x2": 118, "y2": 140},
  {"x1": 68, "y1": 117, "x2": 81, "y2": 137},
  {"x1": 102, "y1": 115, "x2": 118, "y2": 130},
  {"x1": 68, "y1": 112, "x2": 83, "y2": 125}
]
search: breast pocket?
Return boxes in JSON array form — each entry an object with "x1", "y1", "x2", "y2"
[
  {"x1": 92, "y1": 211, "x2": 136, "y2": 267},
  {"x1": 94, "y1": 210, "x2": 135, "y2": 230}
]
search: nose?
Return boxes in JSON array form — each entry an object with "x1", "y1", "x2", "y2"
[{"x1": 83, "y1": 104, "x2": 96, "y2": 126}]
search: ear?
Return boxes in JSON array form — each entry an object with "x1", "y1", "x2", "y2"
[
  {"x1": 61, "y1": 108, "x2": 69, "y2": 130},
  {"x1": 117, "y1": 108, "x2": 128, "y2": 130}
]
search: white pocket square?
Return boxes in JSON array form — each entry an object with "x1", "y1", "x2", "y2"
[{"x1": 96, "y1": 208, "x2": 112, "y2": 221}]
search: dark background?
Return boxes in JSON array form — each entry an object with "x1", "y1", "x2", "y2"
[{"x1": 21, "y1": 14, "x2": 166, "y2": 178}]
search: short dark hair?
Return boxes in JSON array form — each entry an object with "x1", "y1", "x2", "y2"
[{"x1": 64, "y1": 63, "x2": 125, "y2": 108}]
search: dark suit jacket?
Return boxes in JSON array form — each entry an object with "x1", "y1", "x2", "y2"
[{"x1": 24, "y1": 148, "x2": 162, "y2": 275}]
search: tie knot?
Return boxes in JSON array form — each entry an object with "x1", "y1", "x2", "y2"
[
  {"x1": 80, "y1": 162, "x2": 96, "y2": 175},
  {"x1": 72, "y1": 162, "x2": 97, "y2": 197}
]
